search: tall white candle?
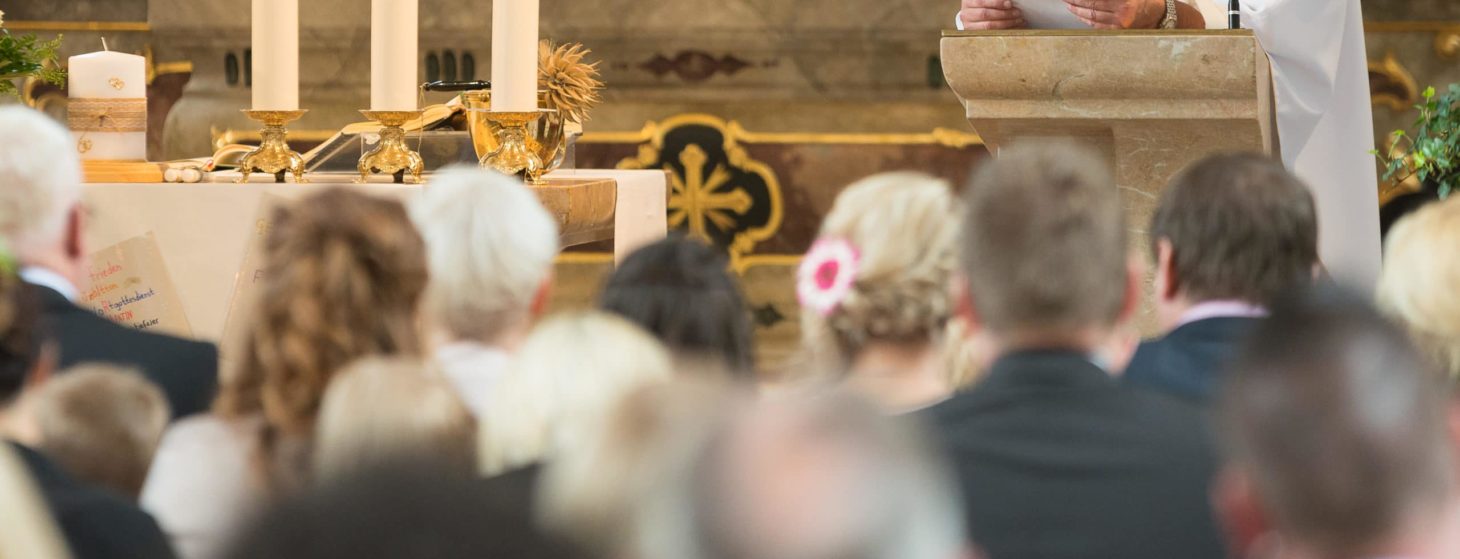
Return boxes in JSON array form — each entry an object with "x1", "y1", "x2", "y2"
[
  {"x1": 67, "y1": 49, "x2": 147, "y2": 161},
  {"x1": 371, "y1": 0, "x2": 419, "y2": 111},
  {"x1": 490, "y1": 0, "x2": 539, "y2": 112},
  {"x1": 251, "y1": 0, "x2": 299, "y2": 110}
]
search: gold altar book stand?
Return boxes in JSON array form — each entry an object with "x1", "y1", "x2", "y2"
[{"x1": 941, "y1": 30, "x2": 1277, "y2": 330}]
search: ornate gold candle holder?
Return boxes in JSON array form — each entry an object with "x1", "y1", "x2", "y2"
[
  {"x1": 236, "y1": 109, "x2": 309, "y2": 183},
  {"x1": 356, "y1": 110, "x2": 426, "y2": 184},
  {"x1": 477, "y1": 109, "x2": 557, "y2": 184}
]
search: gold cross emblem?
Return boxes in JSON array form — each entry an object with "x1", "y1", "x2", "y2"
[{"x1": 668, "y1": 145, "x2": 754, "y2": 242}]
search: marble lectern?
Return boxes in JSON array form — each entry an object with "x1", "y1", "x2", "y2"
[
  {"x1": 942, "y1": 30, "x2": 1276, "y2": 328},
  {"x1": 943, "y1": 29, "x2": 1275, "y2": 233}
]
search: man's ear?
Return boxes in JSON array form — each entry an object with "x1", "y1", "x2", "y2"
[
  {"x1": 528, "y1": 273, "x2": 554, "y2": 320},
  {"x1": 1211, "y1": 466, "x2": 1270, "y2": 557},
  {"x1": 23, "y1": 342, "x2": 57, "y2": 393},
  {"x1": 63, "y1": 204, "x2": 86, "y2": 261},
  {"x1": 1154, "y1": 238, "x2": 1179, "y2": 301},
  {"x1": 1117, "y1": 254, "x2": 1144, "y2": 327}
]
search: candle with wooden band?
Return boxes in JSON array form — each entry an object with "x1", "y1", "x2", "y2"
[{"x1": 67, "y1": 49, "x2": 147, "y2": 161}]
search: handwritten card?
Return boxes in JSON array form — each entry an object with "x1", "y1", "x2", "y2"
[
  {"x1": 85, "y1": 232, "x2": 194, "y2": 338},
  {"x1": 219, "y1": 193, "x2": 292, "y2": 360}
]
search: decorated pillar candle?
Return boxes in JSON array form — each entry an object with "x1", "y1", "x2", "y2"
[
  {"x1": 490, "y1": 0, "x2": 539, "y2": 112},
  {"x1": 371, "y1": 0, "x2": 419, "y2": 110},
  {"x1": 67, "y1": 49, "x2": 147, "y2": 161},
  {"x1": 251, "y1": 0, "x2": 299, "y2": 110}
]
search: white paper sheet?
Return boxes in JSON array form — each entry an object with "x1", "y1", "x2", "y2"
[{"x1": 1017, "y1": 0, "x2": 1090, "y2": 29}]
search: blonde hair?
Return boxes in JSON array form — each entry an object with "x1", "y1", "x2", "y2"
[
  {"x1": 411, "y1": 167, "x2": 559, "y2": 343},
  {"x1": 0, "y1": 107, "x2": 83, "y2": 257},
  {"x1": 538, "y1": 379, "x2": 745, "y2": 556},
  {"x1": 214, "y1": 189, "x2": 427, "y2": 491},
  {"x1": 314, "y1": 358, "x2": 477, "y2": 480},
  {"x1": 34, "y1": 364, "x2": 169, "y2": 499},
  {"x1": 801, "y1": 172, "x2": 962, "y2": 374},
  {"x1": 1377, "y1": 197, "x2": 1460, "y2": 381},
  {"x1": 479, "y1": 311, "x2": 673, "y2": 475}
]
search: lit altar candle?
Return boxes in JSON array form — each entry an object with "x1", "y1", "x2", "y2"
[
  {"x1": 371, "y1": 0, "x2": 419, "y2": 110},
  {"x1": 251, "y1": 0, "x2": 299, "y2": 110},
  {"x1": 67, "y1": 47, "x2": 147, "y2": 161},
  {"x1": 490, "y1": 0, "x2": 539, "y2": 112}
]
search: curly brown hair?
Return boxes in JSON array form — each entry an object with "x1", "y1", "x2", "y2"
[{"x1": 213, "y1": 189, "x2": 427, "y2": 489}]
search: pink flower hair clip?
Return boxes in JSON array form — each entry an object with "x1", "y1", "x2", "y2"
[{"x1": 797, "y1": 238, "x2": 860, "y2": 317}]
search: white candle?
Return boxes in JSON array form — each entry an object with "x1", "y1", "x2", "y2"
[
  {"x1": 251, "y1": 0, "x2": 299, "y2": 110},
  {"x1": 67, "y1": 49, "x2": 147, "y2": 161},
  {"x1": 490, "y1": 0, "x2": 539, "y2": 112},
  {"x1": 371, "y1": 0, "x2": 419, "y2": 111}
]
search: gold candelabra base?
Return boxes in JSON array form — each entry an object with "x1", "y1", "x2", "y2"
[
  {"x1": 478, "y1": 109, "x2": 555, "y2": 185},
  {"x1": 236, "y1": 110, "x2": 308, "y2": 184},
  {"x1": 356, "y1": 110, "x2": 426, "y2": 184}
]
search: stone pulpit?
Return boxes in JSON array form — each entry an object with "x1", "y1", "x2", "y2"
[{"x1": 942, "y1": 30, "x2": 1277, "y2": 329}]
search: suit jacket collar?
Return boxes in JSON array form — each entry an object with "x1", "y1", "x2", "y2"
[
  {"x1": 26, "y1": 281, "x2": 78, "y2": 314},
  {"x1": 19, "y1": 268, "x2": 77, "y2": 303},
  {"x1": 980, "y1": 349, "x2": 1115, "y2": 392}
]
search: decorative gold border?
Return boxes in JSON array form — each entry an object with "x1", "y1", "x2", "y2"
[
  {"x1": 1368, "y1": 52, "x2": 1420, "y2": 112},
  {"x1": 3, "y1": 21, "x2": 150, "y2": 32},
  {"x1": 942, "y1": 29, "x2": 1252, "y2": 38},
  {"x1": 583, "y1": 124, "x2": 982, "y2": 148},
  {"x1": 1365, "y1": 21, "x2": 1460, "y2": 33},
  {"x1": 614, "y1": 113, "x2": 787, "y2": 273}
]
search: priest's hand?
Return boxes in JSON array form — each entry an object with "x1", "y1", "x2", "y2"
[
  {"x1": 959, "y1": 0, "x2": 1027, "y2": 30},
  {"x1": 1063, "y1": 0, "x2": 1165, "y2": 29}
]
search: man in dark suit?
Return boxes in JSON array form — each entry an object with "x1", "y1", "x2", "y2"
[
  {"x1": 926, "y1": 143, "x2": 1225, "y2": 559},
  {"x1": 0, "y1": 107, "x2": 217, "y2": 419},
  {"x1": 0, "y1": 241, "x2": 178, "y2": 559},
  {"x1": 1124, "y1": 153, "x2": 1319, "y2": 403}
]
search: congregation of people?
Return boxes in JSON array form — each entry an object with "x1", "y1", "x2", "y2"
[{"x1": 0, "y1": 99, "x2": 1458, "y2": 559}]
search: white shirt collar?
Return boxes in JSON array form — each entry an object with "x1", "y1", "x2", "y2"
[
  {"x1": 1176, "y1": 300, "x2": 1268, "y2": 329},
  {"x1": 20, "y1": 267, "x2": 79, "y2": 303},
  {"x1": 433, "y1": 342, "x2": 513, "y2": 418}
]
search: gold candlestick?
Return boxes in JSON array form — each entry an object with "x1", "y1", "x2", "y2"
[
  {"x1": 236, "y1": 110, "x2": 309, "y2": 184},
  {"x1": 478, "y1": 109, "x2": 555, "y2": 185},
  {"x1": 356, "y1": 110, "x2": 426, "y2": 184}
]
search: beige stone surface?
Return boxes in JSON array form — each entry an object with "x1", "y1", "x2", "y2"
[{"x1": 942, "y1": 30, "x2": 1277, "y2": 331}]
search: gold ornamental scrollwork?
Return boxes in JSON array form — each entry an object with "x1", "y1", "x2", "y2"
[
  {"x1": 1368, "y1": 52, "x2": 1419, "y2": 112},
  {"x1": 615, "y1": 113, "x2": 785, "y2": 271}
]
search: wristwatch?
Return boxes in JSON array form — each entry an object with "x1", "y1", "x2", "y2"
[{"x1": 1159, "y1": 0, "x2": 1179, "y2": 28}]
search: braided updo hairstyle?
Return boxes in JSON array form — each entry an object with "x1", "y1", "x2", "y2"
[
  {"x1": 214, "y1": 189, "x2": 427, "y2": 490},
  {"x1": 801, "y1": 173, "x2": 962, "y2": 375}
]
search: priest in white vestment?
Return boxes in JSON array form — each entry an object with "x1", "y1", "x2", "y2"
[{"x1": 957, "y1": 0, "x2": 1382, "y2": 288}]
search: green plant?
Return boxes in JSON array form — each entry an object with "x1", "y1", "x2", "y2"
[
  {"x1": 0, "y1": 11, "x2": 66, "y2": 99},
  {"x1": 1375, "y1": 84, "x2": 1460, "y2": 198}
]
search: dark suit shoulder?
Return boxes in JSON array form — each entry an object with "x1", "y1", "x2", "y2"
[
  {"x1": 12, "y1": 444, "x2": 178, "y2": 559},
  {"x1": 1125, "y1": 317, "x2": 1261, "y2": 404},
  {"x1": 40, "y1": 290, "x2": 219, "y2": 419}
]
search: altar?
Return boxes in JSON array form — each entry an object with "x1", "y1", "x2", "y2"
[{"x1": 82, "y1": 169, "x2": 668, "y2": 341}]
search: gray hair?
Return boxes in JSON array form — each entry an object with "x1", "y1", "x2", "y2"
[
  {"x1": 0, "y1": 107, "x2": 83, "y2": 257},
  {"x1": 410, "y1": 167, "x2": 559, "y2": 342},
  {"x1": 638, "y1": 390, "x2": 968, "y2": 559}
]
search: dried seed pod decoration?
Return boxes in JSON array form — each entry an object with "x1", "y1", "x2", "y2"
[{"x1": 538, "y1": 40, "x2": 604, "y2": 124}]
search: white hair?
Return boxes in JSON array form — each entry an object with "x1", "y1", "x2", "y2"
[
  {"x1": 478, "y1": 311, "x2": 673, "y2": 475},
  {"x1": 0, "y1": 107, "x2": 83, "y2": 257},
  {"x1": 411, "y1": 167, "x2": 559, "y2": 342}
]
